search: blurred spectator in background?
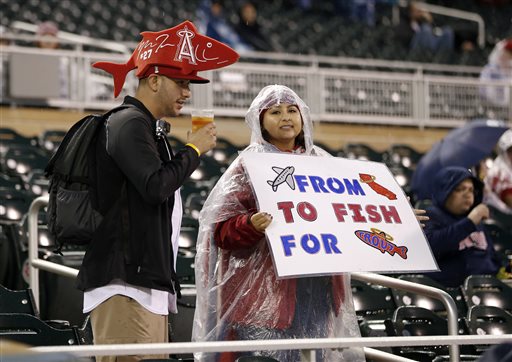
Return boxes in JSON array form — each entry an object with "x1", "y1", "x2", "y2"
[
  {"x1": 347, "y1": 0, "x2": 377, "y2": 27},
  {"x1": 36, "y1": 21, "x2": 69, "y2": 99},
  {"x1": 424, "y1": 166, "x2": 500, "y2": 287},
  {"x1": 325, "y1": 0, "x2": 377, "y2": 26},
  {"x1": 235, "y1": 1, "x2": 275, "y2": 52},
  {"x1": 196, "y1": 0, "x2": 252, "y2": 52},
  {"x1": 297, "y1": 0, "x2": 383, "y2": 25},
  {"x1": 479, "y1": 39, "x2": 512, "y2": 107},
  {"x1": 36, "y1": 21, "x2": 59, "y2": 49},
  {"x1": 0, "y1": 25, "x2": 11, "y2": 47},
  {"x1": 396, "y1": 1, "x2": 454, "y2": 57},
  {"x1": 484, "y1": 129, "x2": 512, "y2": 214},
  {"x1": 287, "y1": 0, "x2": 312, "y2": 10}
]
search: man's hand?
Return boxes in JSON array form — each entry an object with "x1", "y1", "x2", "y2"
[
  {"x1": 408, "y1": 197, "x2": 429, "y2": 228},
  {"x1": 187, "y1": 123, "x2": 217, "y2": 154},
  {"x1": 467, "y1": 204, "x2": 490, "y2": 225},
  {"x1": 250, "y1": 212, "x2": 273, "y2": 232},
  {"x1": 414, "y1": 208, "x2": 429, "y2": 228}
]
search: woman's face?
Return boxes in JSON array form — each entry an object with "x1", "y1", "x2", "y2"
[
  {"x1": 261, "y1": 103, "x2": 302, "y2": 150},
  {"x1": 444, "y1": 178, "x2": 475, "y2": 215}
]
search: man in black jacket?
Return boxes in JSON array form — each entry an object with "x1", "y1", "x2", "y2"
[{"x1": 77, "y1": 21, "x2": 239, "y2": 361}]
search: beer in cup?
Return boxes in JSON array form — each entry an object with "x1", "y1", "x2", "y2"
[{"x1": 191, "y1": 109, "x2": 214, "y2": 131}]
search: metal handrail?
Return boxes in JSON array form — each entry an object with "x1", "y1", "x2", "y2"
[
  {"x1": 396, "y1": 1, "x2": 486, "y2": 49},
  {"x1": 29, "y1": 335, "x2": 512, "y2": 359},
  {"x1": 422, "y1": 3, "x2": 486, "y2": 48},
  {"x1": 26, "y1": 197, "x2": 492, "y2": 362}
]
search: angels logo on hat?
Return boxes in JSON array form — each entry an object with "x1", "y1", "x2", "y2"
[{"x1": 93, "y1": 20, "x2": 240, "y2": 97}]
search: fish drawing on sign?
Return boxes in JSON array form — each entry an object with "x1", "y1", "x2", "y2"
[
  {"x1": 354, "y1": 228, "x2": 408, "y2": 259},
  {"x1": 267, "y1": 166, "x2": 295, "y2": 192},
  {"x1": 359, "y1": 173, "x2": 397, "y2": 200}
]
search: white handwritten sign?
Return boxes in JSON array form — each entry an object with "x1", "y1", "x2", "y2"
[{"x1": 242, "y1": 152, "x2": 438, "y2": 278}]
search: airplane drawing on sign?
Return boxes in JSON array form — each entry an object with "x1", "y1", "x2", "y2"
[{"x1": 267, "y1": 166, "x2": 295, "y2": 192}]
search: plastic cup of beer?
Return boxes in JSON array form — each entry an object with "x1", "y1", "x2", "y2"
[{"x1": 191, "y1": 109, "x2": 214, "y2": 132}]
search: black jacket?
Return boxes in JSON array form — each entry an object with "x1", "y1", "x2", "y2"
[{"x1": 76, "y1": 96, "x2": 200, "y2": 293}]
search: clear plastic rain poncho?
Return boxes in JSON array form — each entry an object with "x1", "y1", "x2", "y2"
[{"x1": 192, "y1": 85, "x2": 365, "y2": 362}]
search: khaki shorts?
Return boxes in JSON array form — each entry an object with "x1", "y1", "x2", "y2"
[{"x1": 90, "y1": 294, "x2": 169, "y2": 362}]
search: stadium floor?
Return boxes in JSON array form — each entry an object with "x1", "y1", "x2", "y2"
[{"x1": 1, "y1": 106, "x2": 450, "y2": 154}]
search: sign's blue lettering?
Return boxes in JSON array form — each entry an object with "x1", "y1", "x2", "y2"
[
  {"x1": 280, "y1": 233, "x2": 342, "y2": 256},
  {"x1": 294, "y1": 175, "x2": 365, "y2": 195}
]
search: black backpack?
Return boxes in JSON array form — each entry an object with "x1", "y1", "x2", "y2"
[{"x1": 45, "y1": 105, "x2": 133, "y2": 253}]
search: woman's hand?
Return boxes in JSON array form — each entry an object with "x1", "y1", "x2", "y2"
[{"x1": 250, "y1": 212, "x2": 273, "y2": 232}]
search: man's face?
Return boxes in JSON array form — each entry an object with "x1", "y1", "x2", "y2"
[
  {"x1": 157, "y1": 76, "x2": 191, "y2": 117},
  {"x1": 444, "y1": 178, "x2": 475, "y2": 215}
]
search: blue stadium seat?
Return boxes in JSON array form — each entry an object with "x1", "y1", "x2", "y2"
[
  {"x1": 394, "y1": 274, "x2": 468, "y2": 318},
  {"x1": 0, "y1": 312, "x2": 80, "y2": 346},
  {"x1": 343, "y1": 143, "x2": 383, "y2": 162},
  {"x1": 467, "y1": 305, "x2": 512, "y2": 354},
  {"x1": 1, "y1": 144, "x2": 49, "y2": 178},
  {"x1": 383, "y1": 144, "x2": 424, "y2": 170},
  {"x1": 352, "y1": 279, "x2": 396, "y2": 321},
  {"x1": 462, "y1": 275, "x2": 512, "y2": 314},
  {"x1": 385, "y1": 305, "x2": 476, "y2": 359},
  {"x1": 0, "y1": 285, "x2": 38, "y2": 316}
]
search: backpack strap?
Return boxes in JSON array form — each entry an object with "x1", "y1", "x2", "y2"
[
  {"x1": 88, "y1": 103, "x2": 141, "y2": 208},
  {"x1": 102, "y1": 103, "x2": 137, "y2": 121},
  {"x1": 93, "y1": 103, "x2": 139, "y2": 263}
]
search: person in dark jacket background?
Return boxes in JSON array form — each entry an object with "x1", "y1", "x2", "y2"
[
  {"x1": 424, "y1": 166, "x2": 500, "y2": 288},
  {"x1": 77, "y1": 21, "x2": 238, "y2": 362},
  {"x1": 196, "y1": 0, "x2": 252, "y2": 52},
  {"x1": 235, "y1": 1, "x2": 275, "y2": 52}
]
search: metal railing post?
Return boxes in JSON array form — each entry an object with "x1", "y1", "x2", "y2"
[
  {"x1": 27, "y1": 196, "x2": 79, "y2": 311},
  {"x1": 27, "y1": 195, "x2": 49, "y2": 311}
]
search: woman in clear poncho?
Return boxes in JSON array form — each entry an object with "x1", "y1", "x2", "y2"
[{"x1": 192, "y1": 85, "x2": 365, "y2": 362}]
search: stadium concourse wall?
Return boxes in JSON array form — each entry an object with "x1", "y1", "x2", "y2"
[{"x1": 1, "y1": 42, "x2": 510, "y2": 152}]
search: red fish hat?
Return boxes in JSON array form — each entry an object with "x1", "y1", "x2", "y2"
[{"x1": 93, "y1": 20, "x2": 240, "y2": 97}]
